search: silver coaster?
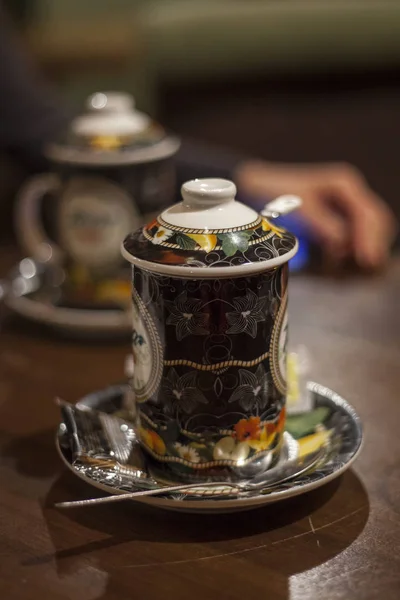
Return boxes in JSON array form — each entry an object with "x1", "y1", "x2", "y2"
[{"x1": 56, "y1": 381, "x2": 363, "y2": 514}]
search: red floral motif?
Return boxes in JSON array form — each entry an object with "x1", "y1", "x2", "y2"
[
  {"x1": 146, "y1": 217, "x2": 158, "y2": 231},
  {"x1": 234, "y1": 416, "x2": 262, "y2": 441}
]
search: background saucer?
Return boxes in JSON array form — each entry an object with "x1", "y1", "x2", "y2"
[{"x1": 4, "y1": 259, "x2": 131, "y2": 338}]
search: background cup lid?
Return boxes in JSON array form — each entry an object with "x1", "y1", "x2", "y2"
[
  {"x1": 46, "y1": 91, "x2": 180, "y2": 166},
  {"x1": 72, "y1": 91, "x2": 151, "y2": 138}
]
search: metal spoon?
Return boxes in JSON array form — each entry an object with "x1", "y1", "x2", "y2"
[
  {"x1": 55, "y1": 445, "x2": 325, "y2": 509},
  {"x1": 261, "y1": 195, "x2": 302, "y2": 219}
]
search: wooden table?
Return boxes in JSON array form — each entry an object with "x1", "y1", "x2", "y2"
[{"x1": 1, "y1": 251, "x2": 399, "y2": 600}]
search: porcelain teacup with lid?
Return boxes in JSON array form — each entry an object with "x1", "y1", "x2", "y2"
[
  {"x1": 122, "y1": 178, "x2": 301, "y2": 482},
  {"x1": 14, "y1": 91, "x2": 180, "y2": 309}
]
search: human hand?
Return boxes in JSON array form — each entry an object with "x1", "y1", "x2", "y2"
[{"x1": 235, "y1": 161, "x2": 397, "y2": 269}]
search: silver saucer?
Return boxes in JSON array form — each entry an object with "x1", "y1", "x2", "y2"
[
  {"x1": 3, "y1": 258, "x2": 131, "y2": 338},
  {"x1": 56, "y1": 382, "x2": 363, "y2": 514}
]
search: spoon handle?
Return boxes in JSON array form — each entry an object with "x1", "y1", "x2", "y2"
[
  {"x1": 261, "y1": 195, "x2": 302, "y2": 219},
  {"x1": 55, "y1": 448, "x2": 324, "y2": 509},
  {"x1": 55, "y1": 480, "x2": 235, "y2": 508}
]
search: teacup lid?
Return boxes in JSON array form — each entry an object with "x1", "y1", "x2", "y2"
[
  {"x1": 46, "y1": 91, "x2": 180, "y2": 166},
  {"x1": 72, "y1": 92, "x2": 151, "y2": 138},
  {"x1": 122, "y1": 178, "x2": 298, "y2": 278}
]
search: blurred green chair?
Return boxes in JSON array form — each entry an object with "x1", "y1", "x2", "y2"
[{"x1": 11, "y1": 1, "x2": 400, "y2": 113}]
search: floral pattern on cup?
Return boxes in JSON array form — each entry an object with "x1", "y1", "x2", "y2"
[
  {"x1": 125, "y1": 216, "x2": 297, "y2": 270},
  {"x1": 165, "y1": 291, "x2": 210, "y2": 340},
  {"x1": 145, "y1": 217, "x2": 284, "y2": 258},
  {"x1": 137, "y1": 410, "x2": 286, "y2": 469},
  {"x1": 152, "y1": 226, "x2": 173, "y2": 245},
  {"x1": 132, "y1": 266, "x2": 289, "y2": 476},
  {"x1": 162, "y1": 369, "x2": 208, "y2": 416},
  {"x1": 226, "y1": 289, "x2": 268, "y2": 338},
  {"x1": 174, "y1": 442, "x2": 201, "y2": 463},
  {"x1": 228, "y1": 366, "x2": 269, "y2": 412}
]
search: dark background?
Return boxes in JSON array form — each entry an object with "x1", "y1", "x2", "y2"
[{"x1": 1, "y1": 1, "x2": 400, "y2": 246}]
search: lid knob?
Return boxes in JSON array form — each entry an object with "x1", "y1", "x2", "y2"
[
  {"x1": 87, "y1": 91, "x2": 134, "y2": 113},
  {"x1": 181, "y1": 178, "x2": 236, "y2": 208},
  {"x1": 73, "y1": 91, "x2": 150, "y2": 138}
]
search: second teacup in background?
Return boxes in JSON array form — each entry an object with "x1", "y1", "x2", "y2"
[{"x1": 14, "y1": 91, "x2": 180, "y2": 311}]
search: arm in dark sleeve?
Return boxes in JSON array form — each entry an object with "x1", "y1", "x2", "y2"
[{"x1": 0, "y1": 3, "x2": 71, "y2": 171}]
